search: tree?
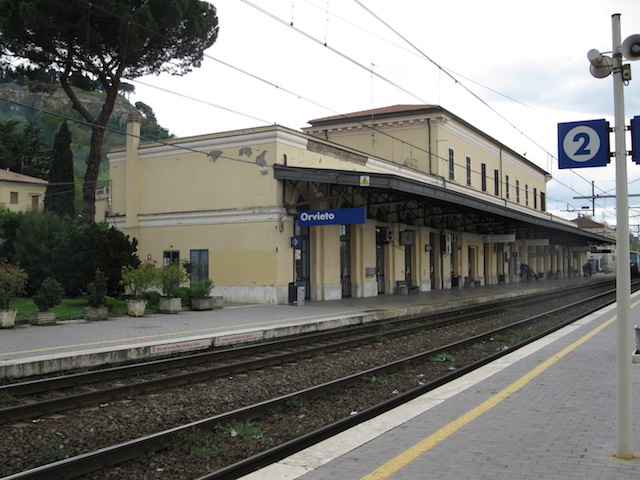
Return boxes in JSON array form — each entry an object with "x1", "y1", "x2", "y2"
[
  {"x1": 13, "y1": 211, "x2": 72, "y2": 294},
  {"x1": 0, "y1": 119, "x2": 49, "y2": 177},
  {"x1": 45, "y1": 121, "x2": 76, "y2": 217},
  {"x1": 0, "y1": 0, "x2": 219, "y2": 223}
]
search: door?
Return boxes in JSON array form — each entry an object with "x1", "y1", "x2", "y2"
[
  {"x1": 376, "y1": 239, "x2": 385, "y2": 294},
  {"x1": 340, "y1": 225, "x2": 352, "y2": 298},
  {"x1": 189, "y1": 250, "x2": 209, "y2": 281},
  {"x1": 429, "y1": 233, "x2": 436, "y2": 289},
  {"x1": 405, "y1": 243, "x2": 413, "y2": 285},
  {"x1": 294, "y1": 224, "x2": 310, "y2": 300}
]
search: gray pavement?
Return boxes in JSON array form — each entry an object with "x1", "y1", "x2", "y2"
[{"x1": 242, "y1": 282, "x2": 640, "y2": 480}]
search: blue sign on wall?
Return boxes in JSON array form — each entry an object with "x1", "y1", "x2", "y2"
[
  {"x1": 297, "y1": 208, "x2": 366, "y2": 226},
  {"x1": 558, "y1": 119, "x2": 610, "y2": 169}
]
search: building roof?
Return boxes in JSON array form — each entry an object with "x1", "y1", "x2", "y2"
[
  {"x1": 0, "y1": 169, "x2": 47, "y2": 185},
  {"x1": 571, "y1": 216, "x2": 605, "y2": 229},
  {"x1": 274, "y1": 164, "x2": 614, "y2": 246},
  {"x1": 308, "y1": 104, "x2": 439, "y2": 124}
]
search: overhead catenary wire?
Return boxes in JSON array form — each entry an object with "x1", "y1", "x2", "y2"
[{"x1": 4, "y1": 0, "x2": 622, "y2": 218}]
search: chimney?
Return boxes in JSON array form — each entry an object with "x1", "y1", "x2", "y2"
[{"x1": 125, "y1": 114, "x2": 141, "y2": 229}]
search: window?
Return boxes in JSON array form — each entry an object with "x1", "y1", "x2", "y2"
[
  {"x1": 494, "y1": 169, "x2": 500, "y2": 196},
  {"x1": 541, "y1": 192, "x2": 546, "y2": 212},
  {"x1": 516, "y1": 180, "x2": 520, "y2": 203},
  {"x1": 190, "y1": 249, "x2": 209, "y2": 281},
  {"x1": 448, "y1": 148, "x2": 455, "y2": 180},
  {"x1": 505, "y1": 175, "x2": 510, "y2": 200},
  {"x1": 533, "y1": 188, "x2": 538, "y2": 209},
  {"x1": 10, "y1": 192, "x2": 18, "y2": 204},
  {"x1": 466, "y1": 156, "x2": 472, "y2": 186},
  {"x1": 481, "y1": 163, "x2": 487, "y2": 192},
  {"x1": 163, "y1": 250, "x2": 180, "y2": 266},
  {"x1": 525, "y1": 184, "x2": 529, "y2": 206}
]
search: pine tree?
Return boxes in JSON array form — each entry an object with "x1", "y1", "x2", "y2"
[{"x1": 44, "y1": 121, "x2": 75, "y2": 217}]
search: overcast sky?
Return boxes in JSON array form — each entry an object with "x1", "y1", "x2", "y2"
[{"x1": 129, "y1": 0, "x2": 640, "y2": 229}]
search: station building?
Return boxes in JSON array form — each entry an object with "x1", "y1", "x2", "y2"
[{"x1": 107, "y1": 105, "x2": 612, "y2": 304}]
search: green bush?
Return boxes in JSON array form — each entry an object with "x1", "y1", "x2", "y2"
[
  {"x1": 0, "y1": 212, "x2": 140, "y2": 297},
  {"x1": 0, "y1": 261, "x2": 28, "y2": 309},
  {"x1": 156, "y1": 262, "x2": 188, "y2": 298},
  {"x1": 104, "y1": 295, "x2": 117, "y2": 312},
  {"x1": 121, "y1": 264, "x2": 157, "y2": 299},
  {"x1": 33, "y1": 277, "x2": 64, "y2": 312},
  {"x1": 143, "y1": 290, "x2": 161, "y2": 308},
  {"x1": 173, "y1": 286, "x2": 191, "y2": 306},
  {"x1": 87, "y1": 269, "x2": 108, "y2": 308},
  {"x1": 189, "y1": 279, "x2": 213, "y2": 299}
]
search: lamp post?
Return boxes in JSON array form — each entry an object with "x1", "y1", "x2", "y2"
[{"x1": 588, "y1": 13, "x2": 637, "y2": 460}]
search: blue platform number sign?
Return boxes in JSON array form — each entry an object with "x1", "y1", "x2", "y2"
[{"x1": 558, "y1": 119, "x2": 610, "y2": 169}]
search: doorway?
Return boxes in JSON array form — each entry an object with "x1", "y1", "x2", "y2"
[
  {"x1": 376, "y1": 231, "x2": 385, "y2": 294},
  {"x1": 340, "y1": 225, "x2": 352, "y2": 298}
]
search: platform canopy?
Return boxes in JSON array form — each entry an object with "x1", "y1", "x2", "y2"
[{"x1": 274, "y1": 164, "x2": 614, "y2": 247}]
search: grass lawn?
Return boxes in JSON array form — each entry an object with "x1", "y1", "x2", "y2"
[{"x1": 12, "y1": 297, "x2": 129, "y2": 322}]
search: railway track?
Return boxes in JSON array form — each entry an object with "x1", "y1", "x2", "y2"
[
  {"x1": 0, "y1": 279, "x2": 631, "y2": 480},
  {"x1": 0, "y1": 280, "x2": 614, "y2": 423}
]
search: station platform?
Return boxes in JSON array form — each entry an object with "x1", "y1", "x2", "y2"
[
  {"x1": 0, "y1": 274, "x2": 615, "y2": 379},
  {"x1": 240, "y1": 277, "x2": 640, "y2": 480}
]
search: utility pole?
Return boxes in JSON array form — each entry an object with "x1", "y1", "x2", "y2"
[{"x1": 587, "y1": 13, "x2": 638, "y2": 460}]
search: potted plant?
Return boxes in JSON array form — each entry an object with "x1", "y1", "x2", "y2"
[
  {"x1": 0, "y1": 261, "x2": 28, "y2": 328},
  {"x1": 84, "y1": 269, "x2": 109, "y2": 321},
  {"x1": 121, "y1": 264, "x2": 157, "y2": 317},
  {"x1": 30, "y1": 277, "x2": 64, "y2": 325},
  {"x1": 190, "y1": 279, "x2": 222, "y2": 311},
  {"x1": 157, "y1": 262, "x2": 187, "y2": 314}
]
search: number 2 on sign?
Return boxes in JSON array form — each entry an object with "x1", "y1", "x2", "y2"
[{"x1": 563, "y1": 126, "x2": 600, "y2": 162}]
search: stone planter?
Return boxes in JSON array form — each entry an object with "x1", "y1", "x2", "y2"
[
  {"x1": 84, "y1": 306, "x2": 109, "y2": 321},
  {"x1": 0, "y1": 309, "x2": 17, "y2": 328},
  {"x1": 191, "y1": 296, "x2": 223, "y2": 311},
  {"x1": 29, "y1": 311, "x2": 56, "y2": 326},
  {"x1": 159, "y1": 297, "x2": 182, "y2": 314},
  {"x1": 126, "y1": 299, "x2": 148, "y2": 317}
]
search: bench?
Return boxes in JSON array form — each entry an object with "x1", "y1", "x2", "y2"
[
  {"x1": 464, "y1": 276, "x2": 481, "y2": 288},
  {"x1": 395, "y1": 281, "x2": 419, "y2": 295}
]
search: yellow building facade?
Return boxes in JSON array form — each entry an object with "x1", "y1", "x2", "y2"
[
  {"x1": 108, "y1": 107, "x2": 607, "y2": 304},
  {"x1": 0, "y1": 169, "x2": 47, "y2": 213}
]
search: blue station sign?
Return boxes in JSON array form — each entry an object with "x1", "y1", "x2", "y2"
[
  {"x1": 297, "y1": 207, "x2": 366, "y2": 226},
  {"x1": 558, "y1": 119, "x2": 610, "y2": 169}
]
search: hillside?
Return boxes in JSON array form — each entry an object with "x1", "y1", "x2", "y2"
[{"x1": 0, "y1": 83, "x2": 171, "y2": 178}]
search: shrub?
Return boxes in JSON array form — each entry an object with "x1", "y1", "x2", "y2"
[
  {"x1": 121, "y1": 264, "x2": 157, "y2": 299},
  {"x1": 33, "y1": 277, "x2": 64, "y2": 312},
  {"x1": 157, "y1": 262, "x2": 188, "y2": 298},
  {"x1": 0, "y1": 261, "x2": 28, "y2": 309},
  {"x1": 104, "y1": 296, "x2": 116, "y2": 312},
  {"x1": 173, "y1": 286, "x2": 191, "y2": 307},
  {"x1": 87, "y1": 270, "x2": 108, "y2": 308},
  {"x1": 143, "y1": 290, "x2": 161, "y2": 308},
  {"x1": 189, "y1": 279, "x2": 213, "y2": 299}
]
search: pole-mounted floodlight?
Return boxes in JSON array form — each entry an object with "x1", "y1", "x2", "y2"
[
  {"x1": 588, "y1": 14, "x2": 639, "y2": 461},
  {"x1": 588, "y1": 48, "x2": 613, "y2": 78}
]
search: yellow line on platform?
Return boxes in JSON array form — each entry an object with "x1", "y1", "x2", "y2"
[{"x1": 360, "y1": 312, "x2": 620, "y2": 480}]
